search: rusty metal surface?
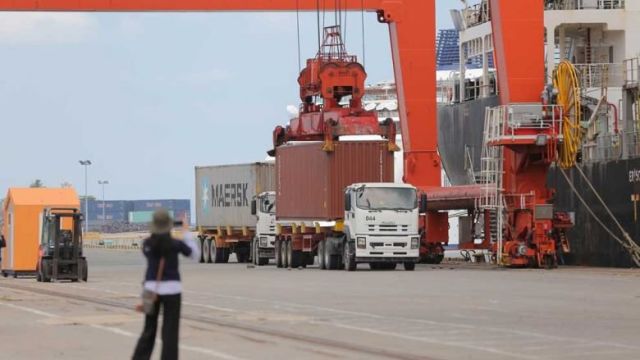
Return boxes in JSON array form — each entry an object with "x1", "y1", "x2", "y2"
[
  {"x1": 276, "y1": 141, "x2": 394, "y2": 221},
  {"x1": 423, "y1": 185, "x2": 484, "y2": 210}
]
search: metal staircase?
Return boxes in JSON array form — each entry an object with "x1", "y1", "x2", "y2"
[{"x1": 478, "y1": 106, "x2": 506, "y2": 262}]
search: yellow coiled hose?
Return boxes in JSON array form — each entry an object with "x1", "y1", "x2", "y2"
[{"x1": 553, "y1": 60, "x2": 582, "y2": 169}]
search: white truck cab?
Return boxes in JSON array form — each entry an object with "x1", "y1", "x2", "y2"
[
  {"x1": 251, "y1": 191, "x2": 276, "y2": 265},
  {"x1": 343, "y1": 183, "x2": 424, "y2": 270}
]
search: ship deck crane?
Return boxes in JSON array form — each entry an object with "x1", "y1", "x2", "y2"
[{"x1": 0, "y1": 0, "x2": 450, "y2": 261}]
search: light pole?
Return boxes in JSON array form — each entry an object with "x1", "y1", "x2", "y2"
[
  {"x1": 79, "y1": 160, "x2": 92, "y2": 233},
  {"x1": 98, "y1": 180, "x2": 109, "y2": 231}
]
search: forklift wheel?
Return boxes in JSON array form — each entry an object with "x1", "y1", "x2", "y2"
[{"x1": 2, "y1": 271, "x2": 7, "y2": 278}]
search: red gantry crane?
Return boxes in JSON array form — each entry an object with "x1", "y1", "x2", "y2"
[{"x1": 0, "y1": 0, "x2": 450, "y2": 262}]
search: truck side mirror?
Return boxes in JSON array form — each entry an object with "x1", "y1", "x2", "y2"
[
  {"x1": 419, "y1": 193, "x2": 428, "y2": 213},
  {"x1": 251, "y1": 199, "x2": 257, "y2": 215},
  {"x1": 344, "y1": 193, "x2": 352, "y2": 211}
]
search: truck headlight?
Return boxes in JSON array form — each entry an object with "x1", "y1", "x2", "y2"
[
  {"x1": 411, "y1": 237, "x2": 420, "y2": 249},
  {"x1": 259, "y1": 237, "x2": 268, "y2": 247},
  {"x1": 357, "y1": 237, "x2": 366, "y2": 249}
]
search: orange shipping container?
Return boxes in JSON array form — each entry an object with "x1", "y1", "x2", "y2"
[{"x1": 2, "y1": 188, "x2": 80, "y2": 276}]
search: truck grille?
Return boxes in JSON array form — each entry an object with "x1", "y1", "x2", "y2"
[{"x1": 368, "y1": 225, "x2": 409, "y2": 232}]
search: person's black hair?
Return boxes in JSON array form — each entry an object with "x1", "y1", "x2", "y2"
[{"x1": 148, "y1": 232, "x2": 173, "y2": 257}]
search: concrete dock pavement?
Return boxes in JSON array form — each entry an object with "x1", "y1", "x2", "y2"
[{"x1": 1, "y1": 248, "x2": 639, "y2": 359}]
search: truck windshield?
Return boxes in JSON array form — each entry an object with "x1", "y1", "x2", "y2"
[
  {"x1": 261, "y1": 195, "x2": 276, "y2": 214},
  {"x1": 356, "y1": 187, "x2": 417, "y2": 211}
]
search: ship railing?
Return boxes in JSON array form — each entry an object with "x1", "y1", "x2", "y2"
[
  {"x1": 624, "y1": 58, "x2": 639, "y2": 88},
  {"x1": 573, "y1": 63, "x2": 624, "y2": 88},
  {"x1": 583, "y1": 133, "x2": 623, "y2": 162},
  {"x1": 461, "y1": 1, "x2": 491, "y2": 29},
  {"x1": 622, "y1": 130, "x2": 640, "y2": 158},
  {"x1": 485, "y1": 104, "x2": 564, "y2": 144},
  {"x1": 545, "y1": 0, "x2": 625, "y2": 10}
]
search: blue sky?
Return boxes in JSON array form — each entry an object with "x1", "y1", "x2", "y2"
[{"x1": 0, "y1": 1, "x2": 455, "y2": 202}]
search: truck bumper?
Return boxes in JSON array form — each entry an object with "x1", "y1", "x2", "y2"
[
  {"x1": 257, "y1": 248, "x2": 275, "y2": 259},
  {"x1": 355, "y1": 256, "x2": 420, "y2": 263}
]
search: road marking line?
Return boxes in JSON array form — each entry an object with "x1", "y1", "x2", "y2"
[
  {"x1": 95, "y1": 281, "x2": 640, "y2": 352},
  {"x1": 0, "y1": 300, "x2": 244, "y2": 360},
  {"x1": 325, "y1": 321, "x2": 540, "y2": 360}
]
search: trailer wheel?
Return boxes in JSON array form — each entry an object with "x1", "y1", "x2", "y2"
[
  {"x1": 403, "y1": 262, "x2": 416, "y2": 271},
  {"x1": 198, "y1": 237, "x2": 205, "y2": 263},
  {"x1": 369, "y1": 263, "x2": 380, "y2": 271},
  {"x1": 202, "y1": 238, "x2": 212, "y2": 263},
  {"x1": 318, "y1": 241, "x2": 326, "y2": 270},
  {"x1": 288, "y1": 242, "x2": 302, "y2": 268},
  {"x1": 281, "y1": 240, "x2": 289, "y2": 268},
  {"x1": 212, "y1": 241, "x2": 223, "y2": 263},
  {"x1": 343, "y1": 241, "x2": 356, "y2": 272},
  {"x1": 275, "y1": 239, "x2": 282, "y2": 268},
  {"x1": 236, "y1": 246, "x2": 250, "y2": 263}
]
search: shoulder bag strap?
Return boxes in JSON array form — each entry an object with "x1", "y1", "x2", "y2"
[{"x1": 155, "y1": 257, "x2": 165, "y2": 292}]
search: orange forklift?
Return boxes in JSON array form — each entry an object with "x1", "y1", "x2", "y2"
[{"x1": 36, "y1": 208, "x2": 88, "y2": 282}]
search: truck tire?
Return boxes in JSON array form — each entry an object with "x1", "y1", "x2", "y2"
[
  {"x1": 212, "y1": 241, "x2": 224, "y2": 263},
  {"x1": 198, "y1": 237, "x2": 205, "y2": 263},
  {"x1": 318, "y1": 241, "x2": 326, "y2": 269},
  {"x1": 202, "y1": 238, "x2": 212, "y2": 263},
  {"x1": 281, "y1": 240, "x2": 289, "y2": 268},
  {"x1": 222, "y1": 248, "x2": 230, "y2": 263},
  {"x1": 343, "y1": 241, "x2": 356, "y2": 271},
  {"x1": 236, "y1": 246, "x2": 250, "y2": 263},
  {"x1": 403, "y1": 262, "x2": 416, "y2": 271},
  {"x1": 288, "y1": 241, "x2": 302, "y2": 268},
  {"x1": 324, "y1": 241, "x2": 340, "y2": 270},
  {"x1": 275, "y1": 239, "x2": 283, "y2": 268}
]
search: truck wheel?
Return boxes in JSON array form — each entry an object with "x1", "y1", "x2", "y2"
[
  {"x1": 275, "y1": 239, "x2": 283, "y2": 268},
  {"x1": 324, "y1": 242, "x2": 340, "y2": 270},
  {"x1": 343, "y1": 241, "x2": 356, "y2": 271},
  {"x1": 318, "y1": 241, "x2": 326, "y2": 270},
  {"x1": 289, "y1": 243, "x2": 302, "y2": 268},
  {"x1": 222, "y1": 248, "x2": 230, "y2": 263},
  {"x1": 212, "y1": 241, "x2": 222, "y2": 263},
  {"x1": 281, "y1": 240, "x2": 289, "y2": 268},
  {"x1": 198, "y1": 237, "x2": 205, "y2": 263},
  {"x1": 236, "y1": 247, "x2": 250, "y2": 263},
  {"x1": 403, "y1": 262, "x2": 416, "y2": 271},
  {"x1": 202, "y1": 238, "x2": 212, "y2": 263},
  {"x1": 385, "y1": 263, "x2": 398, "y2": 270}
]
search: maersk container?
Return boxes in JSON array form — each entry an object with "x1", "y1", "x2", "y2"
[
  {"x1": 276, "y1": 141, "x2": 394, "y2": 221},
  {"x1": 195, "y1": 162, "x2": 275, "y2": 229}
]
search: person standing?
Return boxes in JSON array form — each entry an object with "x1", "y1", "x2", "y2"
[{"x1": 132, "y1": 209, "x2": 199, "y2": 360}]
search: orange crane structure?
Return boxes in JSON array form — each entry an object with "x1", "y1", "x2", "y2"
[
  {"x1": 0, "y1": 0, "x2": 573, "y2": 267},
  {"x1": 480, "y1": 0, "x2": 574, "y2": 268},
  {"x1": 0, "y1": 0, "x2": 451, "y2": 261}
]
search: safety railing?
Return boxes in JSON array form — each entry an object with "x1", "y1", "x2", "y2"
[
  {"x1": 573, "y1": 63, "x2": 624, "y2": 88},
  {"x1": 545, "y1": 0, "x2": 625, "y2": 10},
  {"x1": 624, "y1": 58, "x2": 639, "y2": 88},
  {"x1": 484, "y1": 104, "x2": 564, "y2": 144},
  {"x1": 461, "y1": 1, "x2": 491, "y2": 29},
  {"x1": 623, "y1": 131, "x2": 640, "y2": 159}
]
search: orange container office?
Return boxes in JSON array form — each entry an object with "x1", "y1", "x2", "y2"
[{"x1": 2, "y1": 188, "x2": 80, "y2": 277}]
